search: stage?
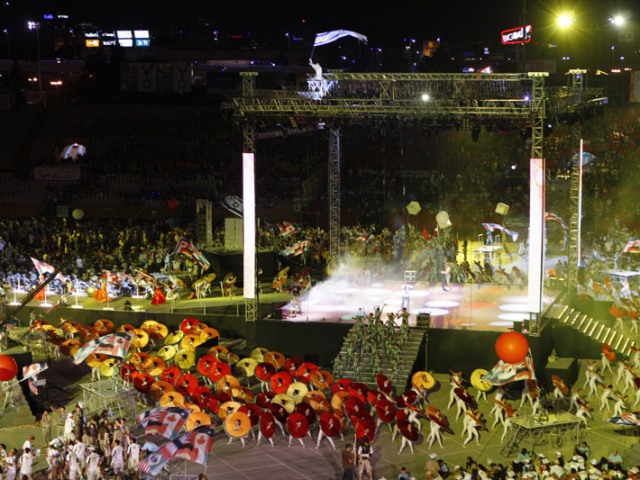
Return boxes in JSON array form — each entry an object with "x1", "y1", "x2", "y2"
[{"x1": 277, "y1": 279, "x2": 556, "y2": 332}]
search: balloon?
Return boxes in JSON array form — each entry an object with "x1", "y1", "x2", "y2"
[
  {"x1": 72, "y1": 208, "x2": 84, "y2": 220},
  {"x1": 495, "y1": 331, "x2": 529, "y2": 364},
  {"x1": 167, "y1": 199, "x2": 179, "y2": 210},
  {"x1": 0, "y1": 355, "x2": 18, "y2": 381}
]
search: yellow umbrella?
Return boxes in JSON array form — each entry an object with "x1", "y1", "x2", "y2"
[{"x1": 235, "y1": 358, "x2": 258, "y2": 377}]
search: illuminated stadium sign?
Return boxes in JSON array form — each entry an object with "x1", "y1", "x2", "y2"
[
  {"x1": 501, "y1": 25, "x2": 532, "y2": 45},
  {"x1": 85, "y1": 39, "x2": 100, "y2": 48},
  {"x1": 102, "y1": 31, "x2": 116, "y2": 46},
  {"x1": 116, "y1": 29, "x2": 150, "y2": 47}
]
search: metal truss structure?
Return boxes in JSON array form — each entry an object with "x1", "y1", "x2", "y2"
[
  {"x1": 81, "y1": 379, "x2": 137, "y2": 421},
  {"x1": 232, "y1": 70, "x2": 606, "y2": 320}
]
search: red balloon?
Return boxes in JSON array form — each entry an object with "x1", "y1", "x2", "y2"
[
  {"x1": 0, "y1": 355, "x2": 18, "y2": 381},
  {"x1": 495, "y1": 331, "x2": 529, "y2": 364},
  {"x1": 167, "y1": 199, "x2": 179, "y2": 209}
]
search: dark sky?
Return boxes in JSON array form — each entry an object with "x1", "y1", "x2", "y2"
[{"x1": 6, "y1": 0, "x2": 640, "y2": 47}]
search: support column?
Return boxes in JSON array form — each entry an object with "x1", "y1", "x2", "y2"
[
  {"x1": 328, "y1": 129, "x2": 341, "y2": 261},
  {"x1": 243, "y1": 121, "x2": 258, "y2": 322}
]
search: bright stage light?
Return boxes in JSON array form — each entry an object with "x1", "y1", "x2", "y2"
[
  {"x1": 243, "y1": 152, "x2": 256, "y2": 299},
  {"x1": 421, "y1": 93, "x2": 430, "y2": 102},
  {"x1": 424, "y1": 300, "x2": 460, "y2": 308},
  {"x1": 557, "y1": 13, "x2": 575, "y2": 29},
  {"x1": 489, "y1": 321, "x2": 517, "y2": 327},
  {"x1": 499, "y1": 303, "x2": 529, "y2": 312},
  {"x1": 498, "y1": 312, "x2": 530, "y2": 322},
  {"x1": 610, "y1": 15, "x2": 626, "y2": 27}
]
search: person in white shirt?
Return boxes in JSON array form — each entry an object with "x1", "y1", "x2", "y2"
[
  {"x1": 111, "y1": 439, "x2": 125, "y2": 479},
  {"x1": 71, "y1": 439, "x2": 87, "y2": 471},
  {"x1": 64, "y1": 413, "x2": 76, "y2": 441},
  {"x1": 66, "y1": 449, "x2": 80, "y2": 480},
  {"x1": 21, "y1": 435, "x2": 35, "y2": 454},
  {"x1": 4, "y1": 448, "x2": 17, "y2": 480},
  {"x1": 127, "y1": 437, "x2": 142, "y2": 477},
  {"x1": 18, "y1": 447, "x2": 35, "y2": 480},
  {"x1": 85, "y1": 446, "x2": 102, "y2": 480}
]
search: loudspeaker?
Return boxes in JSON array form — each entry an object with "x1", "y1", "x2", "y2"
[
  {"x1": 495, "y1": 202, "x2": 510, "y2": 215},
  {"x1": 417, "y1": 313, "x2": 431, "y2": 328}
]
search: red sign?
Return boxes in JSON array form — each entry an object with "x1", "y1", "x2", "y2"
[{"x1": 501, "y1": 25, "x2": 532, "y2": 45}]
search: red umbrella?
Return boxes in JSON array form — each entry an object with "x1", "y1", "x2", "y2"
[
  {"x1": 207, "y1": 361, "x2": 231, "y2": 383},
  {"x1": 454, "y1": 387, "x2": 475, "y2": 407},
  {"x1": 192, "y1": 385, "x2": 213, "y2": 410},
  {"x1": 344, "y1": 396, "x2": 365, "y2": 418},
  {"x1": 287, "y1": 412, "x2": 309, "y2": 439},
  {"x1": 133, "y1": 372, "x2": 155, "y2": 393},
  {"x1": 175, "y1": 373, "x2": 200, "y2": 397},
  {"x1": 161, "y1": 365, "x2": 182, "y2": 386},
  {"x1": 180, "y1": 317, "x2": 201, "y2": 335},
  {"x1": 120, "y1": 363, "x2": 138, "y2": 383},
  {"x1": 284, "y1": 356, "x2": 303, "y2": 376},
  {"x1": 265, "y1": 351, "x2": 286, "y2": 369},
  {"x1": 319, "y1": 412, "x2": 341, "y2": 438},
  {"x1": 375, "y1": 398, "x2": 396, "y2": 423},
  {"x1": 197, "y1": 354, "x2": 217, "y2": 377},
  {"x1": 396, "y1": 390, "x2": 418, "y2": 408},
  {"x1": 271, "y1": 371, "x2": 293, "y2": 394},
  {"x1": 427, "y1": 405, "x2": 452, "y2": 433},
  {"x1": 296, "y1": 362, "x2": 319, "y2": 384},
  {"x1": 255, "y1": 362, "x2": 277, "y2": 382},
  {"x1": 259, "y1": 411, "x2": 277, "y2": 439},
  {"x1": 366, "y1": 389, "x2": 387, "y2": 407},
  {"x1": 397, "y1": 419, "x2": 420, "y2": 441},
  {"x1": 354, "y1": 416, "x2": 375, "y2": 442},
  {"x1": 295, "y1": 402, "x2": 316, "y2": 426},
  {"x1": 269, "y1": 403, "x2": 289, "y2": 424},
  {"x1": 239, "y1": 403, "x2": 262, "y2": 426},
  {"x1": 256, "y1": 391, "x2": 276, "y2": 408},
  {"x1": 376, "y1": 373, "x2": 394, "y2": 395},
  {"x1": 331, "y1": 378, "x2": 353, "y2": 394},
  {"x1": 348, "y1": 383, "x2": 369, "y2": 403}
]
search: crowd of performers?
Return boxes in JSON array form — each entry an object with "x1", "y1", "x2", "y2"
[
  {"x1": 333, "y1": 306, "x2": 412, "y2": 383},
  {"x1": 4, "y1": 313, "x2": 640, "y2": 478}
]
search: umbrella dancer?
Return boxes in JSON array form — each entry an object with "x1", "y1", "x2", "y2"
[
  {"x1": 397, "y1": 421, "x2": 418, "y2": 454},
  {"x1": 599, "y1": 384, "x2": 614, "y2": 413},
  {"x1": 427, "y1": 419, "x2": 443, "y2": 448},
  {"x1": 569, "y1": 389, "x2": 584, "y2": 413},
  {"x1": 612, "y1": 394, "x2": 628, "y2": 418},
  {"x1": 463, "y1": 409, "x2": 482, "y2": 446},
  {"x1": 447, "y1": 371, "x2": 463, "y2": 409},
  {"x1": 601, "y1": 351, "x2": 614, "y2": 376},
  {"x1": 575, "y1": 401, "x2": 591, "y2": 427}
]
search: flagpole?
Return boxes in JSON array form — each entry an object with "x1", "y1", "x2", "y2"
[{"x1": 72, "y1": 278, "x2": 83, "y2": 309}]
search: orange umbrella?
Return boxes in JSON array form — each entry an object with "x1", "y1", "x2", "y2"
[
  {"x1": 143, "y1": 357, "x2": 166, "y2": 377},
  {"x1": 150, "y1": 380, "x2": 174, "y2": 400},
  {"x1": 147, "y1": 323, "x2": 169, "y2": 341},
  {"x1": 271, "y1": 371, "x2": 293, "y2": 394},
  {"x1": 200, "y1": 327, "x2": 220, "y2": 342},
  {"x1": 186, "y1": 411, "x2": 211, "y2": 431},
  {"x1": 130, "y1": 352, "x2": 150, "y2": 371},
  {"x1": 118, "y1": 323, "x2": 137, "y2": 334},
  {"x1": 159, "y1": 391, "x2": 185, "y2": 407},
  {"x1": 219, "y1": 401, "x2": 242, "y2": 420},
  {"x1": 264, "y1": 351, "x2": 286, "y2": 369},
  {"x1": 217, "y1": 375, "x2": 240, "y2": 395},
  {"x1": 140, "y1": 319, "x2": 159, "y2": 331},
  {"x1": 80, "y1": 326, "x2": 100, "y2": 343},
  {"x1": 311, "y1": 370, "x2": 334, "y2": 390},
  {"x1": 60, "y1": 339, "x2": 82, "y2": 357},
  {"x1": 94, "y1": 319, "x2": 115, "y2": 335}
]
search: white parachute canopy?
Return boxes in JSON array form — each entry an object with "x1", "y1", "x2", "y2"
[
  {"x1": 313, "y1": 30, "x2": 368, "y2": 47},
  {"x1": 60, "y1": 143, "x2": 87, "y2": 161}
]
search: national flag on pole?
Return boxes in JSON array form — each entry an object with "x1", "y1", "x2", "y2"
[
  {"x1": 174, "y1": 237, "x2": 210, "y2": 269},
  {"x1": 481, "y1": 223, "x2": 519, "y2": 242},
  {"x1": 482, "y1": 349, "x2": 536, "y2": 386},
  {"x1": 623, "y1": 239, "x2": 640, "y2": 254},
  {"x1": 545, "y1": 212, "x2": 569, "y2": 230},
  {"x1": 609, "y1": 411, "x2": 640, "y2": 427},
  {"x1": 138, "y1": 425, "x2": 216, "y2": 476},
  {"x1": 27, "y1": 377, "x2": 40, "y2": 396},
  {"x1": 314, "y1": 30, "x2": 368, "y2": 47},
  {"x1": 102, "y1": 271, "x2": 118, "y2": 282},
  {"x1": 30, "y1": 257, "x2": 67, "y2": 282},
  {"x1": 221, "y1": 195, "x2": 243, "y2": 218},
  {"x1": 22, "y1": 362, "x2": 48, "y2": 381},
  {"x1": 278, "y1": 221, "x2": 297, "y2": 237},
  {"x1": 134, "y1": 270, "x2": 155, "y2": 285},
  {"x1": 138, "y1": 407, "x2": 192, "y2": 439}
]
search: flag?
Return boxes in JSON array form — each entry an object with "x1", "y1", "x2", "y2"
[
  {"x1": 134, "y1": 269, "x2": 155, "y2": 285},
  {"x1": 481, "y1": 223, "x2": 519, "y2": 242},
  {"x1": 482, "y1": 349, "x2": 536, "y2": 386},
  {"x1": 138, "y1": 425, "x2": 216, "y2": 476},
  {"x1": 624, "y1": 239, "x2": 640, "y2": 254},
  {"x1": 174, "y1": 237, "x2": 210, "y2": 269},
  {"x1": 545, "y1": 212, "x2": 569, "y2": 230},
  {"x1": 27, "y1": 377, "x2": 39, "y2": 396},
  {"x1": 609, "y1": 412, "x2": 640, "y2": 427},
  {"x1": 280, "y1": 240, "x2": 309, "y2": 257},
  {"x1": 314, "y1": 30, "x2": 368, "y2": 47},
  {"x1": 93, "y1": 332, "x2": 132, "y2": 358},
  {"x1": 102, "y1": 271, "x2": 118, "y2": 282},
  {"x1": 138, "y1": 407, "x2": 192, "y2": 439},
  {"x1": 278, "y1": 221, "x2": 297, "y2": 237},
  {"x1": 73, "y1": 332, "x2": 132, "y2": 365},
  {"x1": 22, "y1": 362, "x2": 48, "y2": 381},
  {"x1": 355, "y1": 233, "x2": 374, "y2": 242},
  {"x1": 30, "y1": 257, "x2": 67, "y2": 282},
  {"x1": 221, "y1": 195, "x2": 243, "y2": 218}
]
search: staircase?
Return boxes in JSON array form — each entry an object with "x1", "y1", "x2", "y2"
[
  {"x1": 548, "y1": 303, "x2": 636, "y2": 357},
  {"x1": 334, "y1": 325, "x2": 428, "y2": 391}
]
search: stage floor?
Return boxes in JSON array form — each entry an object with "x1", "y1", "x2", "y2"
[{"x1": 278, "y1": 280, "x2": 556, "y2": 332}]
